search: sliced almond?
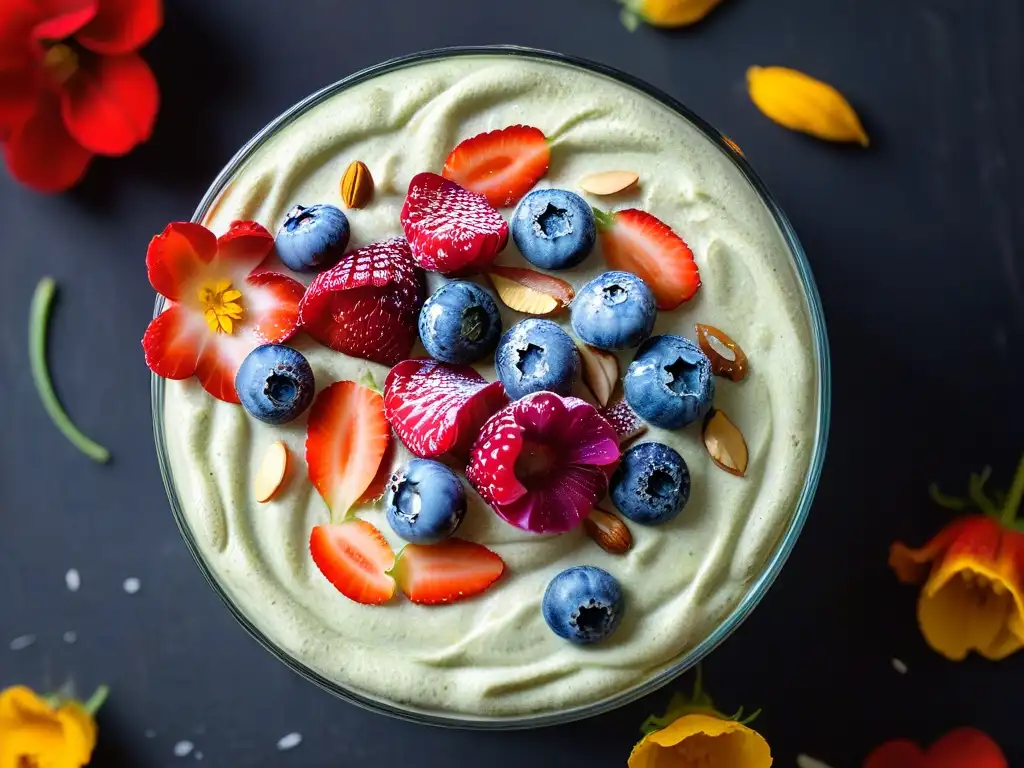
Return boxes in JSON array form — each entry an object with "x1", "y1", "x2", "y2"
[
  {"x1": 578, "y1": 170, "x2": 640, "y2": 196},
  {"x1": 584, "y1": 507, "x2": 633, "y2": 554},
  {"x1": 487, "y1": 266, "x2": 574, "y2": 316},
  {"x1": 254, "y1": 440, "x2": 289, "y2": 502},
  {"x1": 722, "y1": 136, "x2": 744, "y2": 156},
  {"x1": 577, "y1": 342, "x2": 619, "y2": 407},
  {"x1": 702, "y1": 409, "x2": 748, "y2": 477},
  {"x1": 695, "y1": 323, "x2": 749, "y2": 382}
]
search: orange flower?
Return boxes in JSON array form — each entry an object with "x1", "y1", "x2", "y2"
[
  {"x1": 864, "y1": 727, "x2": 1007, "y2": 768},
  {"x1": 0, "y1": 684, "x2": 107, "y2": 768},
  {"x1": 890, "y1": 455, "x2": 1024, "y2": 661}
]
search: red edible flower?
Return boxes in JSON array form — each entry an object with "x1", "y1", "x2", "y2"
[
  {"x1": 0, "y1": 0, "x2": 162, "y2": 192},
  {"x1": 864, "y1": 727, "x2": 1007, "y2": 768},
  {"x1": 141, "y1": 221, "x2": 305, "y2": 404}
]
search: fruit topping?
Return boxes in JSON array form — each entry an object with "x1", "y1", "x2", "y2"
[
  {"x1": 385, "y1": 459, "x2": 467, "y2": 544},
  {"x1": 418, "y1": 280, "x2": 502, "y2": 365},
  {"x1": 442, "y1": 125, "x2": 550, "y2": 208},
  {"x1": 357, "y1": 435, "x2": 396, "y2": 505},
  {"x1": 542, "y1": 566, "x2": 624, "y2": 644},
  {"x1": 611, "y1": 441, "x2": 691, "y2": 526},
  {"x1": 624, "y1": 334, "x2": 714, "y2": 429},
  {"x1": 384, "y1": 359, "x2": 507, "y2": 459},
  {"x1": 703, "y1": 408, "x2": 749, "y2": 477},
  {"x1": 577, "y1": 341, "x2": 620, "y2": 408},
  {"x1": 599, "y1": 398, "x2": 648, "y2": 444},
  {"x1": 584, "y1": 507, "x2": 633, "y2": 555},
  {"x1": 340, "y1": 160, "x2": 373, "y2": 209},
  {"x1": 309, "y1": 520, "x2": 396, "y2": 605},
  {"x1": 511, "y1": 188, "x2": 596, "y2": 270},
  {"x1": 487, "y1": 265, "x2": 575, "y2": 316},
  {"x1": 275, "y1": 204, "x2": 351, "y2": 273},
  {"x1": 466, "y1": 392, "x2": 620, "y2": 534},
  {"x1": 298, "y1": 237, "x2": 426, "y2": 366},
  {"x1": 495, "y1": 318, "x2": 580, "y2": 400},
  {"x1": 306, "y1": 380, "x2": 390, "y2": 521},
  {"x1": 401, "y1": 172, "x2": 509, "y2": 275},
  {"x1": 390, "y1": 538, "x2": 505, "y2": 605},
  {"x1": 142, "y1": 221, "x2": 304, "y2": 404},
  {"x1": 235, "y1": 344, "x2": 315, "y2": 425},
  {"x1": 578, "y1": 170, "x2": 639, "y2": 196},
  {"x1": 254, "y1": 440, "x2": 289, "y2": 503},
  {"x1": 571, "y1": 271, "x2": 657, "y2": 350},
  {"x1": 695, "y1": 323, "x2": 749, "y2": 382},
  {"x1": 593, "y1": 208, "x2": 700, "y2": 310}
]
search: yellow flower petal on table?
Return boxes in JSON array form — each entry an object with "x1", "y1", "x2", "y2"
[
  {"x1": 620, "y1": 0, "x2": 724, "y2": 27},
  {"x1": 746, "y1": 66, "x2": 869, "y2": 146},
  {"x1": 629, "y1": 712, "x2": 772, "y2": 768},
  {"x1": 0, "y1": 686, "x2": 98, "y2": 768}
]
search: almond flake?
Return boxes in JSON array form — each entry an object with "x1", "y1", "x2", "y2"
[
  {"x1": 577, "y1": 342, "x2": 619, "y2": 407},
  {"x1": 487, "y1": 266, "x2": 574, "y2": 316},
  {"x1": 584, "y1": 507, "x2": 633, "y2": 554},
  {"x1": 702, "y1": 409, "x2": 748, "y2": 476},
  {"x1": 579, "y1": 170, "x2": 639, "y2": 196},
  {"x1": 695, "y1": 323, "x2": 748, "y2": 381},
  {"x1": 255, "y1": 441, "x2": 289, "y2": 503}
]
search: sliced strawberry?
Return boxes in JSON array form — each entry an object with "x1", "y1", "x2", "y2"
[
  {"x1": 391, "y1": 538, "x2": 505, "y2": 605},
  {"x1": 299, "y1": 238, "x2": 426, "y2": 365},
  {"x1": 442, "y1": 125, "x2": 550, "y2": 208},
  {"x1": 142, "y1": 304, "x2": 203, "y2": 379},
  {"x1": 309, "y1": 520, "x2": 396, "y2": 605},
  {"x1": 306, "y1": 381, "x2": 391, "y2": 521},
  {"x1": 356, "y1": 436, "x2": 396, "y2": 505},
  {"x1": 384, "y1": 359, "x2": 507, "y2": 459},
  {"x1": 400, "y1": 172, "x2": 509, "y2": 275},
  {"x1": 594, "y1": 208, "x2": 701, "y2": 310},
  {"x1": 245, "y1": 271, "x2": 305, "y2": 344}
]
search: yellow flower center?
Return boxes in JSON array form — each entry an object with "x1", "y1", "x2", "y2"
[
  {"x1": 43, "y1": 44, "x2": 79, "y2": 86},
  {"x1": 198, "y1": 279, "x2": 244, "y2": 334}
]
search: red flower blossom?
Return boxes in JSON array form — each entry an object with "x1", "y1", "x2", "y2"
[
  {"x1": 142, "y1": 221, "x2": 305, "y2": 404},
  {"x1": 864, "y1": 727, "x2": 1007, "y2": 768},
  {"x1": 0, "y1": 0, "x2": 162, "y2": 192}
]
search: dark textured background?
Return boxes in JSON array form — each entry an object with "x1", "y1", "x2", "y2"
[{"x1": 2, "y1": 0, "x2": 1023, "y2": 765}]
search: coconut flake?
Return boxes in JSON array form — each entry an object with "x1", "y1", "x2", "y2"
[
  {"x1": 63, "y1": 631, "x2": 77, "y2": 644},
  {"x1": 173, "y1": 741, "x2": 194, "y2": 758},
  {"x1": 9, "y1": 635, "x2": 36, "y2": 651},
  {"x1": 276, "y1": 733, "x2": 302, "y2": 751},
  {"x1": 144, "y1": 729, "x2": 157, "y2": 739},
  {"x1": 891, "y1": 657, "x2": 908, "y2": 674},
  {"x1": 123, "y1": 577, "x2": 141, "y2": 594},
  {"x1": 797, "y1": 755, "x2": 836, "y2": 768},
  {"x1": 65, "y1": 568, "x2": 81, "y2": 592}
]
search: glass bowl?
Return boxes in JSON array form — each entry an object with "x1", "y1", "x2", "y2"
[{"x1": 152, "y1": 45, "x2": 831, "y2": 729}]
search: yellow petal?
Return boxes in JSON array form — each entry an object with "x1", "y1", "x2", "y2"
[
  {"x1": 218, "y1": 314, "x2": 233, "y2": 334},
  {"x1": 221, "y1": 289, "x2": 243, "y2": 302},
  {"x1": 747, "y1": 66, "x2": 869, "y2": 146},
  {"x1": 625, "y1": 0, "x2": 724, "y2": 27},
  {"x1": 214, "y1": 278, "x2": 232, "y2": 293},
  {"x1": 918, "y1": 565, "x2": 1017, "y2": 661},
  {"x1": 629, "y1": 714, "x2": 772, "y2": 768},
  {"x1": 219, "y1": 302, "x2": 243, "y2": 316},
  {"x1": 205, "y1": 309, "x2": 220, "y2": 332},
  {"x1": 55, "y1": 702, "x2": 98, "y2": 766}
]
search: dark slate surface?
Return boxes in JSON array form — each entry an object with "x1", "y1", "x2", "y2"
[{"x1": 2, "y1": 0, "x2": 1022, "y2": 765}]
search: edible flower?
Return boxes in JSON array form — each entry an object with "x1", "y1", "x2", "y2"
[
  {"x1": 0, "y1": 0, "x2": 163, "y2": 192},
  {"x1": 142, "y1": 221, "x2": 305, "y2": 404},
  {"x1": 890, "y1": 455, "x2": 1024, "y2": 661},
  {"x1": 618, "y1": 0, "x2": 724, "y2": 30},
  {"x1": 864, "y1": 727, "x2": 1007, "y2": 768},
  {"x1": 628, "y1": 668, "x2": 772, "y2": 768},
  {"x1": 0, "y1": 684, "x2": 108, "y2": 768}
]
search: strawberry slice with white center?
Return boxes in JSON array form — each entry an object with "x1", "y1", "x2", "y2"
[
  {"x1": 310, "y1": 520, "x2": 396, "y2": 605},
  {"x1": 306, "y1": 380, "x2": 390, "y2": 521},
  {"x1": 384, "y1": 359, "x2": 507, "y2": 459},
  {"x1": 391, "y1": 538, "x2": 505, "y2": 605},
  {"x1": 442, "y1": 125, "x2": 550, "y2": 208},
  {"x1": 594, "y1": 208, "x2": 701, "y2": 310},
  {"x1": 400, "y1": 172, "x2": 509, "y2": 276}
]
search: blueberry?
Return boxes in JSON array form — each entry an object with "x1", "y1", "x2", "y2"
[
  {"x1": 571, "y1": 271, "x2": 657, "y2": 350},
  {"x1": 623, "y1": 335, "x2": 714, "y2": 429},
  {"x1": 511, "y1": 189, "x2": 596, "y2": 270},
  {"x1": 542, "y1": 566, "x2": 624, "y2": 644},
  {"x1": 235, "y1": 344, "x2": 315, "y2": 425},
  {"x1": 385, "y1": 459, "x2": 467, "y2": 544},
  {"x1": 275, "y1": 204, "x2": 350, "y2": 272},
  {"x1": 418, "y1": 281, "x2": 502, "y2": 365},
  {"x1": 495, "y1": 318, "x2": 579, "y2": 400},
  {"x1": 611, "y1": 442, "x2": 690, "y2": 526}
]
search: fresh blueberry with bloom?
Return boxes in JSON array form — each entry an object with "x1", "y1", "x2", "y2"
[
  {"x1": 624, "y1": 334, "x2": 714, "y2": 429},
  {"x1": 467, "y1": 392, "x2": 620, "y2": 533},
  {"x1": 418, "y1": 280, "x2": 502, "y2": 365},
  {"x1": 495, "y1": 318, "x2": 580, "y2": 400},
  {"x1": 142, "y1": 221, "x2": 305, "y2": 403},
  {"x1": 385, "y1": 459, "x2": 467, "y2": 544},
  {"x1": 0, "y1": 0, "x2": 162, "y2": 192},
  {"x1": 571, "y1": 271, "x2": 657, "y2": 350},
  {"x1": 542, "y1": 566, "x2": 624, "y2": 644},
  {"x1": 511, "y1": 188, "x2": 596, "y2": 270},
  {"x1": 611, "y1": 441, "x2": 690, "y2": 525},
  {"x1": 275, "y1": 204, "x2": 351, "y2": 272},
  {"x1": 0, "y1": 683, "x2": 110, "y2": 768},
  {"x1": 234, "y1": 344, "x2": 315, "y2": 425}
]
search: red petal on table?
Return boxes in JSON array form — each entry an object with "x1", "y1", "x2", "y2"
[
  {"x1": 76, "y1": 0, "x2": 162, "y2": 55},
  {"x1": 0, "y1": 69, "x2": 39, "y2": 138},
  {"x1": 61, "y1": 51, "x2": 158, "y2": 155},
  {"x1": 141, "y1": 304, "x2": 203, "y2": 379},
  {"x1": 929, "y1": 728, "x2": 1008, "y2": 768},
  {"x1": 245, "y1": 271, "x2": 305, "y2": 344},
  {"x1": 31, "y1": 0, "x2": 96, "y2": 44},
  {"x1": 216, "y1": 220, "x2": 275, "y2": 277},
  {"x1": 0, "y1": 0, "x2": 40, "y2": 69},
  {"x1": 3, "y1": 91, "x2": 92, "y2": 193},
  {"x1": 146, "y1": 222, "x2": 217, "y2": 301}
]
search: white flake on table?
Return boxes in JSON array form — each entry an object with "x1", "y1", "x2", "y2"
[
  {"x1": 891, "y1": 657, "x2": 908, "y2": 674},
  {"x1": 123, "y1": 577, "x2": 141, "y2": 594},
  {"x1": 194, "y1": 752, "x2": 204, "y2": 761},
  {"x1": 144, "y1": 729, "x2": 157, "y2": 739},
  {"x1": 797, "y1": 755, "x2": 836, "y2": 768},
  {"x1": 9, "y1": 635, "x2": 36, "y2": 651},
  {"x1": 276, "y1": 732, "x2": 302, "y2": 751},
  {"x1": 173, "y1": 740, "x2": 194, "y2": 758},
  {"x1": 63, "y1": 631, "x2": 77, "y2": 644},
  {"x1": 65, "y1": 568, "x2": 81, "y2": 592}
]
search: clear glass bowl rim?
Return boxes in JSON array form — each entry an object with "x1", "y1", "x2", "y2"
[{"x1": 152, "y1": 44, "x2": 832, "y2": 730}]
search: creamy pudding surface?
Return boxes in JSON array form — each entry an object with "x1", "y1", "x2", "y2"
[{"x1": 162, "y1": 54, "x2": 818, "y2": 717}]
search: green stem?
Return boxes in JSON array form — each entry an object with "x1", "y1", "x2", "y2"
[
  {"x1": 592, "y1": 206, "x2": 616, "y2": 229},
  {"x1": 928, "y1": 483, "x2": 969, "y2": 511},
  {"x1": 82, "y1": 685, "x2": 109, "y2": 716},
  {"x1": 968, "y1": 468, "x2": 999, "y2": 517},
  {"x1": 29, "y1": 278, "x2": 110, "y2": 463},
  {"x1": 1000, "y1": 454, "x2": 1024, "y2": 526}
]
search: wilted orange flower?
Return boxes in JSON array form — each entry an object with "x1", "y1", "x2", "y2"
[{"x1": 0, "y1": 684, "x2": 107, "y2": 768}]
